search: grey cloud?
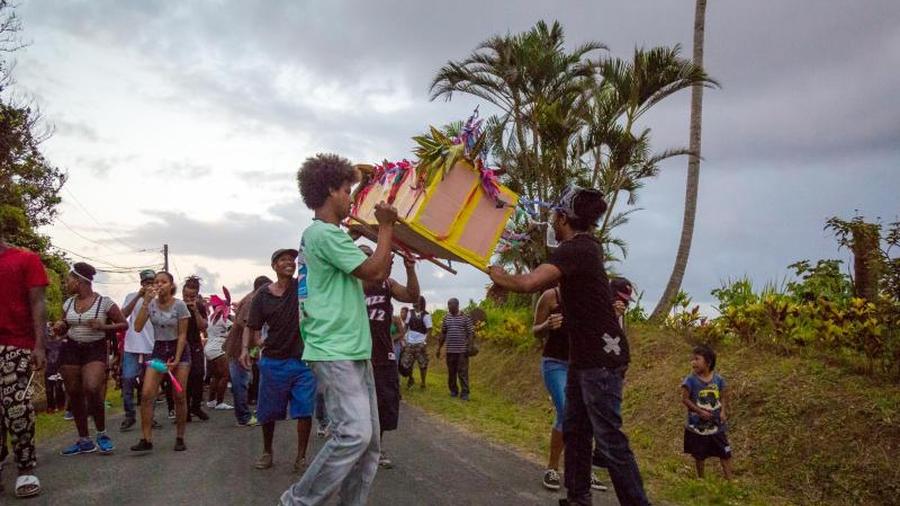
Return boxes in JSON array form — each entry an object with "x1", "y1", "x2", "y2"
[
  {"x1": 157, "y1": 161, "x2": 212, "y2": 178},
  {"x1": 54, "y1": 119, "x2": 100, "y2": 142},
  {"x1": 119, "y1": 202, "x2": 313, "y2": 262},
  {"x1": 74, "y1": 154, "x2": 138, "y2": 178}
]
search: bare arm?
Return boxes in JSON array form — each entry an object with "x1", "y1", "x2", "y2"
[
  {"x1": 134, "y1": 299, "x2": 150, "y2": 333},
  {"x1": 681, "y1": 385, "x2": 713, "y2": 420},
  {"x1": 29, "y1": 286, "x2": 47, "y2": 370},
  {"x1": 172, "y1": 318, "x2": 188, "y2": 364},
  {"x1": 532, "y1": 289, "x2": 555, "y2": 338},
  {"x1": 122, "y1": 291, "x2": 142, "y2": 318},
  {"x1": 104, "y1": 304, "x2": 129, "y2": 331},
  {"x1": 352, "y1": 203, "x2": 397, "y2": 282},
  {"x1": 390, "y1": 258, "x2": 420, "y2": 303},
  {"x1": 720, "y1": 384, "x2": 730, "y2": 422},
  {"x1": 490, "y1": 264, "x2": 562, "y2": 294}
]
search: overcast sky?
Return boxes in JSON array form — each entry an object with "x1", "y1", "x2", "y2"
[{"x1": 15, "y1": 0, "x2": 900, "y2": 312}]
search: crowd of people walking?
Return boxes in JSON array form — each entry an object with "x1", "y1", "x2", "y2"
[{"x1": 1, "y1": 153, "x2": 731, "y2": 505}]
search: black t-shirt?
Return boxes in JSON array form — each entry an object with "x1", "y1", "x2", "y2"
[
  {"x1": 186, "y1": 304, "x2": 208, "y2": 348},
  {"x1": 247, "y1": 278, "x2": 303, "y2": 360},
  {"x1": 548, "y1": 234, "x2": 629, "y2": 369},
  {"x1": 542, "y1": 288, "x2": 568, "y2": 362},
  {"x1": 364, "y1": 281, "x2": 395, "y2": 366}
]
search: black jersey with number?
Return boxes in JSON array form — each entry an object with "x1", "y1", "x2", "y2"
[{"x1": 365, "y1": 281, "x2": 395, "y2": 366}]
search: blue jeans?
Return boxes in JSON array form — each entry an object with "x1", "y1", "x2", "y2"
[
  {"x1": 564, "y1": 366, "x2": 649, "y2": 506},
  {"x1": 229, "y1": 359, "x2": 252, "y2": 424},
  {"x1": 281, "y1": 360, "x2": 380, "y2": 505},
  {"x1": 121, "y1": 352, "x2": 146, "y2": 419},
  {"x1": 541, "y1": 357, "x2": 568, "y2": 431}
]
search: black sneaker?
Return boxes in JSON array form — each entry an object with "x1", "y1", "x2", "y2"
[
  {"x1": 120, "y1": 417, "x2": 136, "y2": 432},
  {"x1": 542, "y1": 469, "x2": 561, "y2": 490},
  {"x1": 130, "y1": 439, "x2": 153, "y2": 452},
  {"x1": 590, "y1": 474, "x2": 609, "y2": 491},
  {"x1": 168, "y1": 409, "x2": 176, "y2": 420},
  {"x1": 191, "y1": 408, "x2": 209, "y2": 421},
  {"x1": 174, "y1": 438, "x2": 186, "y2": 452},
  {"x1": 151, "y1": 419, "x2": 162, "y2": 429}
]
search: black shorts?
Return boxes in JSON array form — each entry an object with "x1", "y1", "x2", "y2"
[
  {"x1": 373, "y1": 363, "x2": 400, "y2": 432},
  {"x1": 683, "y1": 428, "x2": 732, "y2": 460},
  {"x1": 60, "y1": 339, "x2": 108, "y2": 367}
]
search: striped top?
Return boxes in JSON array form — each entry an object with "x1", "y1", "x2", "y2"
[
  {"x1": 64, "y1": 294, "x2": 114, "y2": 343},
  {"x1": 441, "y1": 313, "x2": 474, "y2": 354}
]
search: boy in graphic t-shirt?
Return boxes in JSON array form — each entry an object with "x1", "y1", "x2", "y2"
[
  {"x1": 280, "y1": 153, "x2": 398, "y2": 505},
  {"x1": 681, "y1": 345, "x2": 733, "y2": 480}
]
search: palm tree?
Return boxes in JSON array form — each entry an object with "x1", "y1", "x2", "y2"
[
  {"x1": 430, "y1": 20, "x2": 605, "y2": 268},
  {"x1": 576, "y1": 45, "x2": 717, "y2": 259},
  {"x1": 651, "y1": 0, "x2": 711, "y2": 321}
]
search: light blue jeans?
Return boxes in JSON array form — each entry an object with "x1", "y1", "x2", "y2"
[
  {"x1": 541, "y1": 357, "x2": 568, "y2": 431},
  {"x1": 281, "y1": 360, "x2": 380, "y2": 506},
  {"x1": 121, "y1": 352, "x2": 146, "y2": 420}
]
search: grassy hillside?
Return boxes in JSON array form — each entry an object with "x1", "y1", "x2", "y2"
[{"x1": 403, "y1": 324, "x2": 900, "y2": 505}]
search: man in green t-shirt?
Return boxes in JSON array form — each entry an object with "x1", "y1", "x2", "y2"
[{"x1": 281, "y1": 153, "x2": 398, "y2": 506}]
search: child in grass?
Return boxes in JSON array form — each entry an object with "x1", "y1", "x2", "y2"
[{"x1": 681, "y1": 344, "x2": 733, "y2": 479}]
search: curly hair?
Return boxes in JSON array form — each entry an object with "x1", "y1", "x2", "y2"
[{"x1": 296, "y1": 153, "x2": 359, "y2": 209}]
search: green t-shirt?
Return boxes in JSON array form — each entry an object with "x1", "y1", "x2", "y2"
[{"x1": 299, "y1": 220, "x2": 371, "y2": 361}]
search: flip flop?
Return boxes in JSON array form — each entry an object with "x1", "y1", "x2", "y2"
[
  {"x1": 15, "y1": 475, "x2": 41, "y2": 498},
  {"x1": 254, "y1": 453, "x2": 273, "y2": 470},
  {"x1": 293, "y1": 456, "x2": 307, "y2": 473}
]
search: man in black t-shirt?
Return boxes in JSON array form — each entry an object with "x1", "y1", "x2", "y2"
[
  {"x1": 489, "y1": 186, "x2": 650, "y2": 506},
  {"x1": 246, "y1": 248, "x2": 317, "y2": 473},
  {"x1": 359, "y1": 244, "x2": 420, "y2": 469}
]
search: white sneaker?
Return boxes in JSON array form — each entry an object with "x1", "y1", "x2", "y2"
[
  {"x1": 214, "y1": 402, "x2": 234, "y2": 411},
  {"x1": 206, "y1": 401, "x2": 218, "y2": 408}
]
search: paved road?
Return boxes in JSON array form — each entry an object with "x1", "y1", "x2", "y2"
[{"x1": 4, "y1": 400, "x2": 615, "y2": 505}]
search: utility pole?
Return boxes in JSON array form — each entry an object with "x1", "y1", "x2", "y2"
[{"x1": 163, "y1": 244, "x2": 169, "y2": 273}]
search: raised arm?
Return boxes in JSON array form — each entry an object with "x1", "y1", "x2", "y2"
[
  {"x1": 133, "y1": 288, "x2": 157, "y2": 333},
  {"x1": 489, "y1": 263, "x2": 562, "y2": 294},
  {"x1": 389, "y1": 257, "x2": 420, "y2": 303},
  {"x1": 352, "y1": 202, "x2": 397, "y2": 282}
]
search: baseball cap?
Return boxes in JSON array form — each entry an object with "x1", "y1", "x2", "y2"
[
  {"x1": 271, "y1": 248, "x2": 299, "y2": 264},
  {"x1": 610, "y1": 277, "x2": 635, "y2": 302},
  {"x1": 139, "y1": 269, "x2": 157, "y2": 282}
]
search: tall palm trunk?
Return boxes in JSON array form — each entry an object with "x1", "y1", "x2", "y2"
[{"x1": 650, "y1": 0, "x2": 707, "y2": 321}]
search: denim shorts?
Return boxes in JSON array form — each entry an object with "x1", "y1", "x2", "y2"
[
  {"x1": 150, "y1": 340, "x2": 191, "y2": 365},
  {"x1": 256, "y1": 356, "x2": 317, "y2": 424},
  {"x1": 541, "y1": 357, "x2": 568, "y2": 431}
]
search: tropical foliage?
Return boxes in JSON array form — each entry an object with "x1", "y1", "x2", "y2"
[
  {"x1": 666, "y1": 217, "x2": 900, "y2": 377},
  {"x1": 429, "y1": 20, "x2": 717, "y2": 269}
]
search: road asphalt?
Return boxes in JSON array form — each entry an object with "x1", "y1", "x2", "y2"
[{"x1": 2, "y1": 399, "x2": 616, "y2": 505}]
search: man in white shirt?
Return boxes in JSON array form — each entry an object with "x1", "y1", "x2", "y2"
[
  {"x1": 400, "y1": 296, "x2": 431, "y2": 389},
  {"x1": 119, "y1": 270, "x2": 156, "y2": 431}
]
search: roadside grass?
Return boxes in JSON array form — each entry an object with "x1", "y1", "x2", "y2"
[{"x1": 403, "y1": 325, "x2": 900, "y2": 506}]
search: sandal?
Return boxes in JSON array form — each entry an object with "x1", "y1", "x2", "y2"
[
  {"x1": 15, "y1": 475, "x2": 41, "y2": 498},
  {"x1": 293, "y1": 456, "x2": 307, "y2": 473},
  {"x1": 254, "y1": 453, "x2": 273, "y2": 470}
]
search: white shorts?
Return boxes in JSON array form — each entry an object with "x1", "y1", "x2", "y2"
[{"x1": 204, "y1": 337, "x2": 226, "y2": 361}]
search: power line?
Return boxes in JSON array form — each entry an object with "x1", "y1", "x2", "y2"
[
  {"x1": 63, "y1": 187, "x2": 143, "y2": 251},
  {"x1": 54, "y1": 244, "x2": 161, "y2": 271}
]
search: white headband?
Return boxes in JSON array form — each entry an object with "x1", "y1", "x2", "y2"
[{"x1": 70, "y1": 269, "x2": 92, "y2": 282}]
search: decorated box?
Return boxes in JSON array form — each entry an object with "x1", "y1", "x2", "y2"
[{"x1": 349, "y1": 158, "x2": 518, "y2": 272}]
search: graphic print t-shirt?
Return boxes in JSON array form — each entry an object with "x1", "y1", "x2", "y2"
[
  {"x1": 682, "y1": 372, "x2": 727, "y2": 435},
  {"x1": 365, "y1": 281, "x2": 395, "y2": 366},
  {"x1": 548, "y1": 234, "x2": 628, "y2": 369}
]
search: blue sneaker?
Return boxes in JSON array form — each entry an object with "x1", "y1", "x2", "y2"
[
  {"x1": 96, "y1": 433, "x2": 115, "y2": 454},
  {"x1": 60, "y1": 439, "x2": 97, "y2": 456}
]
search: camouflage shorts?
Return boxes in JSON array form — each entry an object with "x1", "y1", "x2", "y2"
[{"x1": 400, "y1": 343, "x2": 429, "y2": 370}]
